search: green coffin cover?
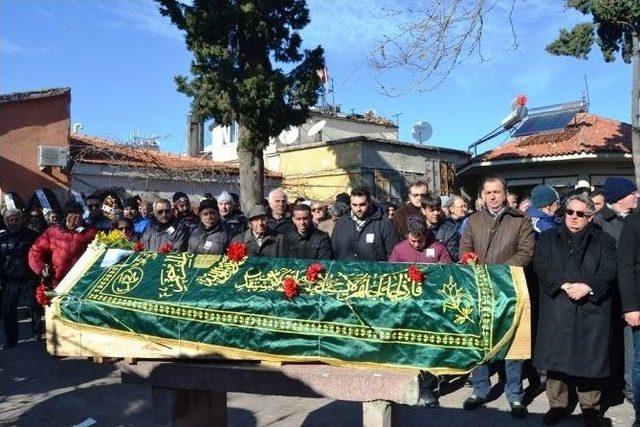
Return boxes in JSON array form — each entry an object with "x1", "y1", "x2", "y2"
[{"x1": 51, "y1": 247, "x2": 527, "y2": 373}]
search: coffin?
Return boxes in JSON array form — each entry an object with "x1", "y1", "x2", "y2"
[{"x1": 46, "y1": 246, "x2": 530, "y2": 374}]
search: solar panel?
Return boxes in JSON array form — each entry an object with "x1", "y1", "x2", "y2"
[{"x1": 512, "y1": 109, "x2": 579, "y2": 137}]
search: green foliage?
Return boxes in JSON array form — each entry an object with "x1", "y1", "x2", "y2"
[
  {"x1": 547, "y1": 0, "x2": 640, "y2": 64},
  {"x1": 156, "y1": 0, "x2": 325, "y2": 152}
]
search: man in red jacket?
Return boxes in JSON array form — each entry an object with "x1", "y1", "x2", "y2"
[{"x1": 29, "y1": 202, "x2": 96, "y2": 288}]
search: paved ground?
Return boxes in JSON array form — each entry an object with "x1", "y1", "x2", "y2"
[{"x1": 1, "y1": 310, "x2": 636, "y2": 426}]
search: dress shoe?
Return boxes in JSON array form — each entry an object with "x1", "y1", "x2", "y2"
[
  {"x1": 510, "y1": 401, "x2": 527, "y2": 419},
  {"x1": 417, "y1": 389, "x2": 439, "y2": 408},
  {"x1": 582, "y1": 408, "x2": 602, "y2": 427},
  {"x1": 542, "y1": 408, "x2": 568, "y2": 425},
  {"x1": 463, "y1": 394, "x2": 487, "y2": 410}
]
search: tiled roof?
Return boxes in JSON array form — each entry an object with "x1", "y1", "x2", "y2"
[
  {"x1": 70, "y1": 133, "x2": 281, "y2": 178},
  {"x1": 477, "y1": 113, "x2": 630, "y2": 161},
  {"x1": 0, "y1": 87, "x2": 70, "y2": 104}
]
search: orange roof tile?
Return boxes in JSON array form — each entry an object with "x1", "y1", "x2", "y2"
[
  {"x1": 69, "y1": 133, "x2": 281, "y2": 178},
  {"x1": 478, "y1": 113, "x2": 630, "y2": 161}
]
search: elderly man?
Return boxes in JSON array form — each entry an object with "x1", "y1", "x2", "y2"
[
  {"x1": 332, "y1": 187, "x2": 399, "y2": 262},
  {"x1": 29, "y1": 202, "x2": 97, "y2": 289},
  {"x1": 188, "y1": 199, "x2": 229, "y2": 254},
  {"x1": 436, "y1": 194, "x2": 468, "y2": 261},
  {"x1": 267, "y1": 188, "x2": 294, "y2": 235},
  {"x1": 232, "y1": 205, "x2": 282, "y2": 257},
  {"x1": 460, "y1": 177, "x2": 535, "y2": 418},
  {"x1": 534, "y1": 194, "x2": 617, "y2": 426},
  {"x1": 525, "y1": 185, "x2": 560, "y2": 236},
  {"x1": 310, "y1": 201, "x2": 329, "y2": 227},
  {"x1": 318, "y1": 202, "x2": 349, "y2": 237},
  {"x1": 280, "y1": 204, "x2": 332, "y2": 259},
  {"x1": 1, "y1": 209, "x2": 41, "y2": 349},
  {"x1": 394, "y1": 180, "x2": 429, "y2": 236},
  {"x1": 140, "y1": 199, "x2": 189, "y2": 252},
  {"x1": 217, "y1": 191, "x2": 247, "y2": 237}
]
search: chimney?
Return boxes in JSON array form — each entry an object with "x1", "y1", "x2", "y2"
[{"x1": 187, "y1": 113, "x2": 204, "y2": 156}]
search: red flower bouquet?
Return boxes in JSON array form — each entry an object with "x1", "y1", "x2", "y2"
[
  {"x1": 133, "y1": 241, "x2": 145, "y2": 252},
  {"x1": 226, "y1": 241, "x2": 248, "y2": 263},
  {"x1": 283, "y1": 276, "x2": 299, "y2": 298},
  {"x1": 35, "y1": 284, "x2": 52, "y2": 307},
  {"x1": 459, "y1": 252, "x2": 479, "y2": 265},
  {"x1": 407, "y1": 265, "x2": 424, "y2": 283},
  {"x1": 158, "y1": 243, "x2": 173, "y2": 254},
  {"x1": 306, "y1": 263, "x2": 325, "y2": 282}
]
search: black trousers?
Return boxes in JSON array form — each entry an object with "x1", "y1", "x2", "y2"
[{"x1": 2, "y1": 279, "x2": 43, "y2": 345}]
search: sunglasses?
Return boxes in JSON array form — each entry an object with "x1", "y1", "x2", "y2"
[
  {"x1": 311, "y1": 208, "x2": 324, "y2": 212},
  {"x1": 565, "y1": 209, "x2": 591, "y2": 218}
]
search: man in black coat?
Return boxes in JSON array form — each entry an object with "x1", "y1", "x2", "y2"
[
  {"x1": 1, "y1": 208, "x2": 42, "y2": 349},
  {"x1": 266, "y1": 188, "x2": 295, "y2": 235},
  {"x1": 187, "y1": 199, "x2": 229, "y2": 255},
  {"x1": 232, "y1": 205, "x2": 282, "y2": 258},
  {"x1": 332, "y1": 187, "x2": 399, "y2": 262},
  {"x1": 533, "y1": 194, "x2": 617, "y2": 426},
  {"x1": 280, "y1": 204, "x2": 332, "y2": 260},
  {"x1": 618, "y1": 208, "x2": 640, "y2": 426}
]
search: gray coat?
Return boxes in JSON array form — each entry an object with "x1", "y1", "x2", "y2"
[
  {"x1": 141, "y1": 221, "x2": 190, "y2": 252},
  {"x1": 187, "y1": 223, "x2": 230, "y2": 255},
  {"x1": 592, "y1": 206, "x2": 624, "y2": 244}
]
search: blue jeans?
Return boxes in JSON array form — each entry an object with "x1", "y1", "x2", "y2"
[
  {"x1": 632, "y1": 327, "x2": 640, "y2": 417},
  {"x1": 472, "y1": 360, "x2": 524, "y2": 403}
]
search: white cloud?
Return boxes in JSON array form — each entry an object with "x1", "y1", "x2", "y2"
[{"x1": 0, "y1": 36, "x2": 51, "y2": 55}]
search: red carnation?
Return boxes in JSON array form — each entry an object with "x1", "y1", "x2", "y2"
[
  {"x1": 460, "y1": 252, "x2": 479, "y2": 265},
  {"x1": 133, "y1": 241, "x2": 145, "y2": 252},
  {"x1": 283, "y1": 276, "x2": 299, "y2": 298},
  {"x1": 226, "y1": 241, "x2": 248, "y2": 263},
  {"x1": 407, "y1": 265, "x2": 424, "y2": 283},
  {"x1": 158, "y1": 243, "x2": 173, "y2": 254},
  {"x1": 306, "y1": 263, "x2": 325, "y2": 282},
  {"x1": 35, "y1": 284, "x2": 51, "y2": 307}
]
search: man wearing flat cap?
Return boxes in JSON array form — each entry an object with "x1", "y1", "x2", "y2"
[{"x1": 231, "y1": 205, "x2": 282, "y2": 257}]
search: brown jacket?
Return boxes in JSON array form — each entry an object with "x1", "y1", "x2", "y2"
[
  {"x1": 459, "y1": 207, "x2": 534, "y2": 266},
  {"x1": 393, "y1": 203, "x2": 424, "y2": 237}
]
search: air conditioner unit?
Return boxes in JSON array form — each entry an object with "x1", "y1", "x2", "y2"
[{"x1": 38, "y1": 145, "x2": 69, "y2": 168}]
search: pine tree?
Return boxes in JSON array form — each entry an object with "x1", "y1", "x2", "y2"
[
  {"x1": 547, "y1": 0, "x2": 640, "y2": 185},
  {"x1": 155, "y1": 0, "x2": 324, "y2": 209}
]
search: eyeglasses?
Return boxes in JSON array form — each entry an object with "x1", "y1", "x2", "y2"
[
  {"x1": 156, "y1": 209, "x2": 171, "y2": 214},
  {"x1": 565, "y1": 209, "x2": 591, "y2": 218}
]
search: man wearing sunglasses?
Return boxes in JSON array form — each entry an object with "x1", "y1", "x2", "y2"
[
  {"x1": 393, "y1": 180, "x2": 429, "y2": 237},
  {"x1": 460, "y1": 176, "x2": 534, "y2": 418},
  {"x1": 533, "y1": 194, "x2": 617, "y2": 426},
  {"x1": 83, "y1": 193, "x2": 111, "y2": 232},
  {"x1": 140, "y1": 199, "x2": 189, "y2": 252}
]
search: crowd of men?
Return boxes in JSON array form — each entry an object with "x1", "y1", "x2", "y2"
[{"x1": 2, "y1": 175, "x2": 640, "y2": 426}]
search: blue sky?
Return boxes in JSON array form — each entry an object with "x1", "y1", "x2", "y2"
[{"x1": 1, "y1": 0, "x2": 632, "y2": 155}]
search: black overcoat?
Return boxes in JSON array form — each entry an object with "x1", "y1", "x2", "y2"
[{"x1": 532, "y1": 223, "x2": 617, "y2": 378}]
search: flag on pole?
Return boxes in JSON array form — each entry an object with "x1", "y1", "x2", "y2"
[{"x1": 316, "y1": 66, "x2": 329, "y2": 85}]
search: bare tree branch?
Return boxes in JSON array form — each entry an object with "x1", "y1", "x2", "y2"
[{"x1": 369, "y1": 0, "x2": 519, "y2": 94}]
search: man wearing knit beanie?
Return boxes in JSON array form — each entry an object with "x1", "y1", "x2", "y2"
[
  {"x1": 123, "y1": 196, "x2": 150, "y2": 236},
  {"x1": 594, "y1": 176, "x2": 638, "y2": 403},
  {"x1": 172, "y1": 191, "x2": 197, "y2": 230},
  {"x1": 525, "y1": 185, "x2": 560, "y2": 235},
  {"x1": 217, "y1": 190, "x2": 247, "y2": 237}
]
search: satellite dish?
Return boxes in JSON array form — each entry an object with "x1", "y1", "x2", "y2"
[
  {"x1": 307, "y1": 120, "x2": 327, "y2": 137},
  {"x1": 412, "y1": 121, "x2": 432, "y2": 143},
  {"x1": 278, "y1": 126, "x2": 299, "y2": 145}
]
